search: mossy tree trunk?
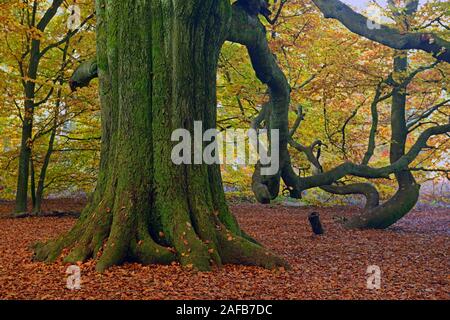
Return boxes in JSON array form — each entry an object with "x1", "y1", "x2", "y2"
[{"x1": 34, "y1": 0, "x2": 287, "y2": 272}]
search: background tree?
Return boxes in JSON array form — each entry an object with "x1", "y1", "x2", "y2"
[
  {"x1": 8, "y1": 0, "x2": 94, "y2": 213},
  {"x1": 0, "y1": 0, "x2": 98, "y2": 212},
  {"x1": 284, "y1": 0, "x2": 449, "y2": 228}
]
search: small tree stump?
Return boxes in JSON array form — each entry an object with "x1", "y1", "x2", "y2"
[{"x1": 308, "y1": 212, "x2": 324, "y2": 235}]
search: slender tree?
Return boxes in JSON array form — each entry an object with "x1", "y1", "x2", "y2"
[
  {"x1": 15, "y1": 0, "x2": 65, "y2": 213},
  {"x1": 14, "y1": 0, "x2": 93, "y2": 213},
  {"x1": 31, "y1": 41, "x2": 71, "y2": 214}
]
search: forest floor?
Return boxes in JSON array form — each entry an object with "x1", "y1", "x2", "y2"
[{"x1": 0, "y1": 199, "x2": 448, "y2": 300}]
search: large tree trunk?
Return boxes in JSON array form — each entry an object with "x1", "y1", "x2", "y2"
[{"x1": 34, "y1": 0, "x2": 287, "y2": 272}]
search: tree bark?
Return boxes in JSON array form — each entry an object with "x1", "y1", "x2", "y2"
[
  {"x1": 15, "y1": 58, "x2": 37, "y2": 213},
  {"x1": 33, "y1": 122, "x2": 57, "y2": 214},
  {"x1": 34, "y1": 0, "x2": 287, "y2": 272},
  {"x1": 30, "y1": 157, "x2": 36, "y2": 209}
]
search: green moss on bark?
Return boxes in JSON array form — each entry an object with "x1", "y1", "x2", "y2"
[{"x1": 33, "y1": 0, "x2": 287, "y2": 272}]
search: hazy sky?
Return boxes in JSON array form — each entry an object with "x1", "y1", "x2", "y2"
[{"x1": 341, "y1": 0, "x2": 428, "y2": 10}]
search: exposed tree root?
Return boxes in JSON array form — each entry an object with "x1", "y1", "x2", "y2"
[
  {"x1": 33, "y1": 197, "x2": 288, "y2": 272},
  {"x1": 217, "y1": 229, "x2": 290, "y2": 270},
  {"x1": 344, "y1": 181, "x2": 420, "y2": 230}
]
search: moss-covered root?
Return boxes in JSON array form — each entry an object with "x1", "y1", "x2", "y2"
[
  {"x1": 131, "y1": 231, "x2": 176, "y2": 266},
  {"x1": 216, "y1": 229, "x2": 290, "y2": 270},
  {"x1": 170, "y1": 224, "x2": 217, "y2": 272},
  {"x1": 33, "y1": 225, "x2": 82, "y2": 263},
  {"x1": 94, "y1": 204, "x2": 178, "y2": 272},
  {"x1": 33, "y1": 223, "x2": 108, "y2": 266},
  {"x1": 33, "y1": 204, "x2": 177, "y2": 272},
  {"x1": 344, "y1": 183, "x2": 420, "y2": 230},
  {"x1": 32, "y1": 201, "x2": 111, "y2": 264},
  {"x1": 34, "y1": 200, "x2": 287, "y2": 272},
  {"x1": 95, "y1": 235, "x2": 176, "y2": 273}
]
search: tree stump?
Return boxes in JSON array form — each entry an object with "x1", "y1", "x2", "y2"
[{"x1": 308, "y1": 212, "x2": 324, "y2": 235}]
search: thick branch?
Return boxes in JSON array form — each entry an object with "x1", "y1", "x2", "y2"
[
  {"x1": 69, "y1": 58, "x2": 98, "y2": 91},
  {"x1": 36, "y1": 0, "x2": 65, "y2": 32},
  {"x1": 289, "y1": 111, "x2": 379, "y2": 209},
  {"x1": 297, "y1": 123, "x2": 450, "y2": 190},
  {"x1": 406, "y1": 99, "x2": 450, "y2": 130},
  {"x1": 311, "y1": 0, "x2": 450, "y2": 63},
  {"x1": 228, "y1": 3, "x2": 296, "y2": 201}
]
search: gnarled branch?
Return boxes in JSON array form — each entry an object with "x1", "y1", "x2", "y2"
[{"x1": 311, "y1": 0, "x2": 450, "y2": 63}]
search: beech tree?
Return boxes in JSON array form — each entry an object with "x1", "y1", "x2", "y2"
[
  {"x1": 34, "y1": 0, "x2": 449, "y2": 271},
  {"x1": 284, "y1": 0, "x2": 449, "y2": 229}
]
